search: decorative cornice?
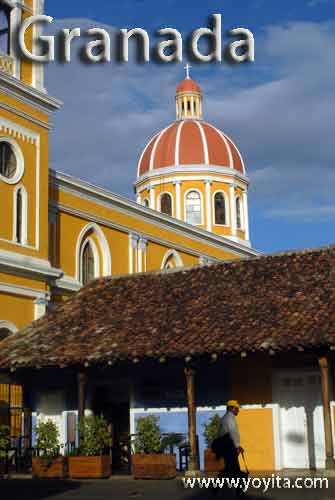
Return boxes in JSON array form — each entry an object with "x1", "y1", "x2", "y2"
[
  {"x1": 0, "y1": 72, "x2": 62, "y2": 114},
  {"x1": 0, "y1": 115, "x2": 39, "y2": 143},
  {"x1": 0, "y1": 101, "x2": 52, "y2": 130},
  {"x1": 50, "y1": 170, "x2": 260, "y2": 259},
  {"x1": 54, "y1": 274, "x2": 82, "y2": 293},
  {"x1": 0, "y1": 282, "x2": 49, "y2": 300},
  {"x1": 0, "y1": 248, "x2": 63, "y2": 280},
  {"x1": 134, "y1": 164, "x2": 249, "y2": 188}
]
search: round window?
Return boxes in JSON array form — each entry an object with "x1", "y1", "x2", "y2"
[{"x1": 0, "y1": 142, "x2": 17, "y2": 179}]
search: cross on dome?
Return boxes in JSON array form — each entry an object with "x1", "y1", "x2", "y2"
[{"x1": 184, "y1": 63, "x2": 192, "y2": 80}]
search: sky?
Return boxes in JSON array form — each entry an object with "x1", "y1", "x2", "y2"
[{"x1": 44, "y1": 0, "x2": 335, "y2": 254}]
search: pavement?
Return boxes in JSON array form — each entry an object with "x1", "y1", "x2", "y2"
[{"x1": 0, "y1": 476, "x2": 335, "y2": 500}]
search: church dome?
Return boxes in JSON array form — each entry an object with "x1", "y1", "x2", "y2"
[
  {"x1": 176, "y1": 78, "x2": 201, "y2": 94},
  {"x1": 137, "y1": 120, "x2": 245, "y2": 177},
  {"x1": 137, "y1": 70, "x2": 245, "y2": 179}
]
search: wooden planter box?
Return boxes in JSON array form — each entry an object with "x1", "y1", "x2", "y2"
[
  {"x1": 204, "y1": 449, "x2": 225, "y2": 474},
  {"x1": 132, "y1": 454, "x2": 176, "y2": 479},
  {"x1": 68, "y1": 456, "x2": 111, "y2": 479},
  {"x1": 32, "y1": 457, "x2": 68, "y2": 479}
]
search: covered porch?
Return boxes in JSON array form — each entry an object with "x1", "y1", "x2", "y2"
[{"x1": 1, "y1": 246, "x2": 335, "y2": 475}]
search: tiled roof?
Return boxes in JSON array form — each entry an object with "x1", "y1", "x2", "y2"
[{"x1": 1, "y1": 246, "x2": 335, "y2": 370}]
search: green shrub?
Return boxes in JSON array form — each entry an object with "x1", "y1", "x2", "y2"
[
  {"x1": 35, "y1": 420, "x2": 61, "y2": 458},
  {"x1": 134, "y1": 415, "x2": 162, "y2": 454},
  {"x1": 203, "y1": 414, "x2": 222, "y2": 448},
  {"x1": 77, "y1": 415, "x2": 112, "y2": 456}
]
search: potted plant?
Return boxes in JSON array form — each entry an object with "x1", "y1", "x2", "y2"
[
  {"x1": 203, "y1": 414, "x2": 224, "y2": 474},
  {"x1": 0, "y1": 425, "x2": 10, "y2": 479},
  {"x1": 132, "y1": 415, "x2": 177, "y2": 479},
  {"x1": 32, "y1": 420, "x2": 67, "y2": 479},
  {"x1": 68, "y1": 415, "x2": 112, "y2": 479}
]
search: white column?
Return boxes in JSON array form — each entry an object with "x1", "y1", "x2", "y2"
[
  {"x1": 149, "y1": 186, "x2": 156, "y2": 210},
  {"x1": 242, "y1": 190, "x2": 250, "y2": 242},
  {"x1": 230, "y1": 183, "x2": 237, "y2": 237},
  {"x1": 136, "y1": 193, "x2": 141, "y2": 205},
  {"x1": 191, "y1": 96, "x2": 195, "y2": 117},
  {"x1": 137, "y1": 238, "x2": 147, "y2": 273},
  {"x1": 129, "y1": 234, "x2": 139, "y2": 274},
  {"x1": 183, "y1": 96, "x2": 187, "y2": 117},
  {"x1": 205, "y1": 181, "x2": 212, "y2": 232},
  {"x1": 174, "y1": 181, "x2": 182, "y2": 220},
  {"x1": 34, "y1": 297, "x2": 49, "y2": 320},
  {"x1": 138, "y1": 238, "x2": 147, "y2": 273}
]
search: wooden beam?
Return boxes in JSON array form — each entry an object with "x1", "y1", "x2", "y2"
[
  {"x1": 318, "y1": 356, "x2": 335, "y2": 469},
  {"x1": 77, "y1": 371, "x2": 88, "y2": 422},
  {"x1": 184, "y1": 367, "x2": 199, "y2": 474}
]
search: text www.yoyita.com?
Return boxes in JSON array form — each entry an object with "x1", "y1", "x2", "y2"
[{"x1": 182, "y1": 475, "x2": 329, "y2": 493}]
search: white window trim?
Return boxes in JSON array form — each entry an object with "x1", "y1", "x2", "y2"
[
  {"x1": 0, "y1": 136, "x2": 24, "y2": 185},
  {"x1": 79, "y1": 237, "x2": 100, "y2": 285},
  {"x1": 158, "y1": 191, "x2": 174, "y2": 217},
  {"x1": 235, "y1": 195, "x2": 244, "y2": 231},
  {"x1": 0, "y1": 320, "x2": 18, "y2": 334},
  {"x1": 184, "y1": 188, "x2": 204, "y2": 226},
  {"x1": 75, "y1": 222, "x2": 112, "y2": 282},
  {"x1": 161, "y1": 249, "x2": 184, "y2": 270},
  {"x1": 212, "y1": 190, "x2": 229, "y2": 227},
  {"x1": 13, "y1": 184, "x2": 28, "y2": 245}
]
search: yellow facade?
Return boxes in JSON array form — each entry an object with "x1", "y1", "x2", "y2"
[{"x1": 0, "y1": 0, "x2": 258, "y2": 339}]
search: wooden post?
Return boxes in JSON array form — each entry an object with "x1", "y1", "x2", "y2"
[
  {"x1": 318, "y1": 356, "x2": 335, "y2": 469},
  {"x1": 77, "y1": 371, "x2": 88, "y2": 443},
  {"x1": 22, "y1": 383, "x2": 32, "y2": 449},
  {"x1": 184, "y1": 367, "x2": 199, "y2": 474},
  {"x1": 23, "y1": 409, "x2": 32, "y2": 449}
]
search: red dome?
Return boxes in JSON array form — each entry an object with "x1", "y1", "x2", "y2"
[
  {"x1": 176, "y1": 78, "x2": 201, "y2": 94},
  {"x1": 137, "y1": 120, "x2": 245, "y2": 177}
]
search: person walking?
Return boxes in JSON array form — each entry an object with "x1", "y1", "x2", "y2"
[{"x1": 212, "y1": 400, "x2": 248, "y2": 496}]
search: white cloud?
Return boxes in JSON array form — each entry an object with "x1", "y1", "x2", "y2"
[{"x1": 46, "y1": 18, "x2": 335, "y2": 222}]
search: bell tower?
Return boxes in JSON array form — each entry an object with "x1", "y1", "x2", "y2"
[
  {"x1": 175, "y1": 65, "x2": 203, "y2": 121},
  {"x1": 0, "y1": 0, "x2": 62, "y2": 328}
]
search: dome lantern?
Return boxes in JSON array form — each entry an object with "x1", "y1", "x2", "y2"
[{"x1": 175, "y1": 64, "x2": 203, "y2": 121}]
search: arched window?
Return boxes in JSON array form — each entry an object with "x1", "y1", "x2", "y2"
[
  {"x1": 0, "y1": 328, "x2": 10, "y2": 341},
  {"x1": 214, "y1": 192, "x2": 227, "y2": 225},
  {"x1": 82, "y1": 241, "x2": 95, "y2": 285},
  {"x1": 236, "y1": 197, "x2": 242, "y2": 230},
  {"x1": 161, "y1": 249, "x2": 183, "y2": 270},
  {"x1": 160, "y1": 193, "x2": 172, "y2": 216},
  {"x1": 0, "y1": 4, "x2": 10, "y2": 55},
  {"x1": 16, "y1": 189, "x2": 22, "y2": 243},
  {"x1": 185, "y1": 191, "x2": 202, "y2": 225},
  {"x1": 0, "y1": 321, "x2": 17, "y2": 341},
  {"x1": 14, "y1": 187, "x2": 27, "y2": 245},
  {"x1": 142, "y1": 198, "x2": 149, "y2": 208},
  {"x1": 0, "y1": 142, "x2": 16, "y2": 179}
]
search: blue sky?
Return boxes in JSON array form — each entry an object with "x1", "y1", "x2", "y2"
[{"x1": 45, "y1": 0, "x2": 335, "y2": 253}]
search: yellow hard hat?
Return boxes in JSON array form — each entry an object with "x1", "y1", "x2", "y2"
[{"x1": 227, "y1": 400, "x2": 240, "y2": 409}]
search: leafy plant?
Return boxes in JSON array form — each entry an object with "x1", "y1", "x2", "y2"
[
  {"x1": 0, "y1": 425, "x2": 10, "y2": 459},
  {"x1": 203, "y1": 414, "x2": 221, "y2": 448},
  {"x1": 134, "y1": 415, "x2": 162, "y2": 454},
  {"x1": 35, "y1": 420, "x2": 61, "y2": 458},
  {"x1": 77, "y1": 415, "x2": 112, "y2": 456}
]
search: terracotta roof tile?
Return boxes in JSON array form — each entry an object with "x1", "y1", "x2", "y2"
[{"x1": 1, "y1": 246, "x2": 335, "y2": 369}]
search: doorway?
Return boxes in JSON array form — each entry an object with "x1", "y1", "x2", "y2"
[
  {"x1": 273, "y1": 370, "x2": 325, "y2": 469},
  {"x1": 94, "y1": 385, "x2": 131, "y2": 474}
]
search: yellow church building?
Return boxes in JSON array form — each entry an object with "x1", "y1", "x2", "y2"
[{"x1": 0, "y1": 0, "x2": 258, "y2": 340}]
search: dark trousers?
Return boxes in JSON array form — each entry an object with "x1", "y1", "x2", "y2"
[{"x1": 212, "y1": 434, "x2": 248, "y2": 494}]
